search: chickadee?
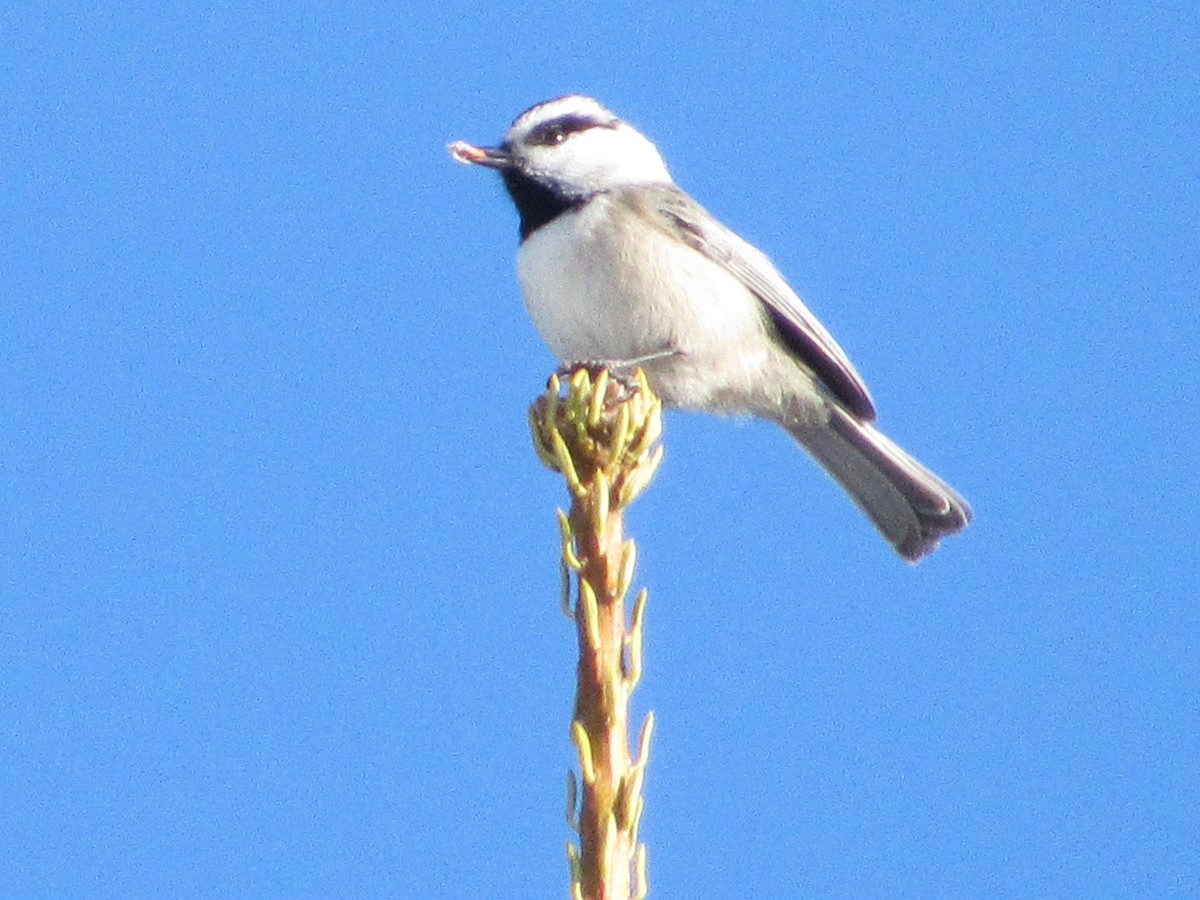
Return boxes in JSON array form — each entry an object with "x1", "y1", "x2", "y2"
[{"x1": 450, "y1": 95, "x2": 971, "y2": 560}]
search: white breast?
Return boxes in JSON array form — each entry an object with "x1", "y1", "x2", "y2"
[{"x1": 515, "y1": 194, "x2": 777, "y2": 409}]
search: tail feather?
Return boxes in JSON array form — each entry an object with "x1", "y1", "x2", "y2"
[{"x1": 787, "y1": 406, "x2": 972, "y2": 561}]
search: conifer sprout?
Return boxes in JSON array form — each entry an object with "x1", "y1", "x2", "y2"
[{"x1": 530, "y1": 367, "x2": 662, "y2": 900}]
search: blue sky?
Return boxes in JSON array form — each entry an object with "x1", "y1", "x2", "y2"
[{"x1": 2, "y1": 3, "x2": 1197, "y2": 897}]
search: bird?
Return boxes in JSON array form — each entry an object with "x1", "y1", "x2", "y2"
[{"x1": 449, "y1": 95, "x2": 971, "y2": 560}]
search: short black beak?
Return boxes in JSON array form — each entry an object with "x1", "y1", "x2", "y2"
[{"x1": 448, "y1": 140, "x2": 511, "y2": 169}]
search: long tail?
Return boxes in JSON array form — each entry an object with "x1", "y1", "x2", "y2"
[{"x1": 787, "y1": 406, "x2": 972, "y2": 561}]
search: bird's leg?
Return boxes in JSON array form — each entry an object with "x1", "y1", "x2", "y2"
[{"x1": 555, "y1": 348, "x2": 681, "y2": 382}]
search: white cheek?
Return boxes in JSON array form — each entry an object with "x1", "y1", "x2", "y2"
[{"x1": 526, "y1": 129, "x2": 672, "y2": 192}]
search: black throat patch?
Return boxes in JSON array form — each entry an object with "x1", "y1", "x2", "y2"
[{"x1": 501, "y1": 169, "x2": 589, "y2": 241}]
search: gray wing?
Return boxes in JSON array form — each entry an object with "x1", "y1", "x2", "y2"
[{"x1": 644, "y1": 185, "x2": 877, "y2": 421}]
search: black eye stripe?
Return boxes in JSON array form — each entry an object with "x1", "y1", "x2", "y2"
[{"x1": 527, "y1": 114, "x2": 612, "y2": 147}]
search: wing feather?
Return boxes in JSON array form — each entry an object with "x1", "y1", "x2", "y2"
[{"x1": 639, "y1": 186, "x2": 877, "y2": 421}]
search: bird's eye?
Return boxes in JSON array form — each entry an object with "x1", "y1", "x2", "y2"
[{"x1": 529, "y1": 115, "x2": 596, "y2": 147}]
